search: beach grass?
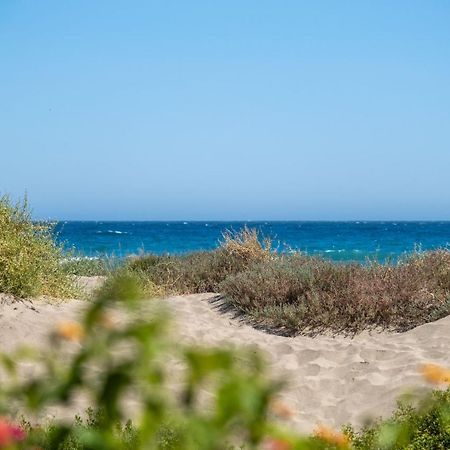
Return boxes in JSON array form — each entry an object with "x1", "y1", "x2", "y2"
[
  {"x1": 125, "y1": 227, "x2": 272, "y2": 294},
  {"x1": 61, "y1": 255, "x2": 117, "y2": 277},
  {"x1": 0, "y1": 195, "x2": 76, "y2": 298}
]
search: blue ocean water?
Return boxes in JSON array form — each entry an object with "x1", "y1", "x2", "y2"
[{"x1": 54, "y1": 221, "x2": 450, "y2": 263}]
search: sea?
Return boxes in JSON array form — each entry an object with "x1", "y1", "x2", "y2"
[{"x1": 53, "y1": 221, "x2": 450, "y2": 263}]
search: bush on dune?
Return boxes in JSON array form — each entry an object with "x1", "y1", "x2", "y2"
[
  {"x1": 125, "y1": 227, "x2": 450, "y2": 336},
  {"x1": 0, "y1": 196, "x2": 75, "y2": 298},
  {"x1": 221, "y1": 251, "x2": 450, "y2": 336}
]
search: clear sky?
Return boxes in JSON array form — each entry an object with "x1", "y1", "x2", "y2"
[{"x1": 1, "y1": 1, "x2": 449, "y2": 220}]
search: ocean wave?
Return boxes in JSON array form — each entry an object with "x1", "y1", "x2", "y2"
[
  {"x1": 62, "y1": 256, "x2": 100, "y2": 262},
  {"x1": 96, "y1": 230, "x2": 129, "y2": 235}
]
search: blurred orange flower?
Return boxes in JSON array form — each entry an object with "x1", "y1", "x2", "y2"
[
  {"x1": 56, "y1": 321, "x2": 85, "y2": 342},
  {"x1": 98, "y1": 312, "x2": 118, "y2": 329},
  {"x1": 314, "y1": 424, "x2": 350, "y2": 448},
  {"x1": 0, "y1": 418, "x2": 26, "y2": 447},
  {"x1": 421, "y1": 363, "x2": 450, "y2": 385},
  {"x1": 262, "y1": 437, "x2": 293, "y2": 450},
  {"x1": 270, "y1": 399, "x2": 295, "y2": 419}
]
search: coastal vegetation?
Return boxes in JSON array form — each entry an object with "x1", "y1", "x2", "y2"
[
  {"x1": 220, "y1": 249, "x2": 450, "y2": 335},
  {"x1": 125, "y1": 227, "x2": 273, "y2": 294},
  {"x1": 346, "y1": 386, "x2": 450, "y2": 449},
  {"x1": 2, "y1": 195, "x2": 449, "y2": 336},
  {"x1": 0, "y1": 196, "x2": 75, "y2": 298},
  {"x1": 125, "y1": 228, "x2": 450, "y2": 336},
  {"x1": 61, "y1": 256, "x2": 115, "y2": 277}
]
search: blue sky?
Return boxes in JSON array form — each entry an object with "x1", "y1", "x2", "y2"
[{"x1": 1, "y1": 1, "x2": 449, "y2": 220}]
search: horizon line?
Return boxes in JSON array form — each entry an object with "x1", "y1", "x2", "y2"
[{"x1": 37, "y1": 219, "x2": 450, "y2": 223}]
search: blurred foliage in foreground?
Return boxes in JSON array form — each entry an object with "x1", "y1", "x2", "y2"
[{"x1": 0, "y1": 274, "x2": 449, "y2": 449}]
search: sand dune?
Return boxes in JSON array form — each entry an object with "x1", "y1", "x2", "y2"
[{"x1": 1, "y1": 290, "x2": 449, "y2": 433}]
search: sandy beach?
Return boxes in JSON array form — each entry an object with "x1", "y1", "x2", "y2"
[{"x1": 1, "y1": 278, "x2": 449, "y2": 434}]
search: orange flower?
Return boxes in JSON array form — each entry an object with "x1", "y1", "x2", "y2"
[
  {"x1": 314, "y1": 424, "x2": 350, "y2": 449},
  {"x1": 262, "y1": 437, "x2": 293, "y2": 450},
  {"x1": 98, "y1": 312, "x2": 117, "y2": 329},
  {"x1": 270, "y1": 399, "x2": 295, "y2": 419},
  {"x1": 421, "y1": 363, "x2": 450, "y2": 385},
  {"x1": 56, "y1": 321, "x2": 85, "y2": 342},
  {"x1": 0, "y1": 418, "x2": 26, "y2": 447}
]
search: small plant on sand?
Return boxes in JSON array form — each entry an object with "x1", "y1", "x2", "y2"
[
  {"x1": 0, "y1": 195, "x2": 75, "y2": 298},
  {"x1": 61, "y1": 256, "x2": 116, "y2": 277}
]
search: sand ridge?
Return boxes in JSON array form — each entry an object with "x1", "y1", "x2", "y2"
[
  {"x1": 167, "y1": 294, "x2": 450, "y2": 432},
  {"x1": 0, "y1": 292, "x2": 449, "y2": 433}
]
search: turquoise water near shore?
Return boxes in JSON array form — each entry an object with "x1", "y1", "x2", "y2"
[{"x1": 54, "y1": 221, "x2": 450, "y2": 263}]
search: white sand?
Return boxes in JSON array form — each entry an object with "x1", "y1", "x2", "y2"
[{"x1": 0, "y1": 289, "x2": 449, "y2": 433}]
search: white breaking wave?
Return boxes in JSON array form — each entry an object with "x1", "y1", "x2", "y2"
[
  {"x1": 96, "y1": 230, "x2": 129, "y2": 235},
  {"x1": 62, "y1": 256, "x2": 100, "y2": 262}
]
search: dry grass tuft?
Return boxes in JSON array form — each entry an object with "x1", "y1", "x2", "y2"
[
  {"x1": 126, "y1": 227, "x2": 273, "y2": 294},
  {"x1": 220, "y1": 226, "x2": 273, "y2": 264}
]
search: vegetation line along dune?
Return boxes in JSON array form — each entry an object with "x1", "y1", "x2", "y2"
[
  {"x1": 3, "y1": 195, "x2": 450, "y2": 338},
  {"x1": 124, "y1": 227, "x2": 450, "y2": 336}
]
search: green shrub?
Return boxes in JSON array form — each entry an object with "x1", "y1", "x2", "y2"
[
  {"x1": 18, "y1": 408, "x2": 139, "y2": 450},
  {"x1": 0, "y1": 196, "x2": 75, "y2": 298},
  {"x1": 346, "y1": 388, "x2": 450, "y2": 449}
]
